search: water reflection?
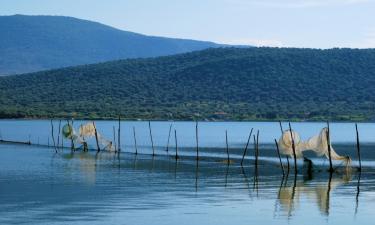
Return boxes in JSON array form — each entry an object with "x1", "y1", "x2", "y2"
[
  {"x1": 276, "y1": 171, "x2": 351, "y2": 217},
  {"x1": 0, "y1": 144, "x2": 372, "y2": 225}
]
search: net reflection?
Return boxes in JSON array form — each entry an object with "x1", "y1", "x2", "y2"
[{"x1": 276, "y1": 171, "x2": 352, "y2": 217}]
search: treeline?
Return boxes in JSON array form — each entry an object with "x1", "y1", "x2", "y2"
[{"x1": 1, "y1": 47, "x2": 375, "y2": 121}]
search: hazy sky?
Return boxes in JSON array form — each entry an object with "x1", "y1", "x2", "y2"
[{"x1": 1, "y1": 0, "x2": 375, "y2": 48}]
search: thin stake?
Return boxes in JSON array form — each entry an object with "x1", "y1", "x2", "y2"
[
  {"x1": 288, "y1": 122, "x2": 297, "y2": 174},
  {"x1": 326, "y1": 121, "x2": 333, "y2": 172},
  {"x1": 355, "y1": 123, "x2": 362, "y2": 171},
  {"x1": 133, "y1": 126, "x2": 138, "y2": 155},
  {"x1": 166, "y1": 123, "x2": 172, "y2": 152},
  {"x1": 50, "y1": 120, "x2": 57, "y2": 153},
  {"x1": 196, "y1": 121, "x2": 199, "y2": 160},
  {"x1": 149, "y1": 121, "x2": 155, "y2": 156},
  {"x1": 256, "y1": 130, "x2": 260, "y2": 167},
  {"x1": 118, "y1": 115, "x2": 121, "y2": 152},
  {"x1": 279, "y1": 120, "x2": 289, "y2": 172},
  {"x1": 253, "y1": 135, "x2": 257, "y2": 167},
  {"x1": 174, "y1": 129, "x2": 179, "y2": 160},
  {"x1": 93, "y1": 121, "x2": 100, "y2": 152},
  {"x1": 61, "y1": 130, "x2": 64, "y2": 149},
  {"x1": 70, "y1": 120, "x2": 75, "y2": 151},
  {"x1": 225, "y1": 130, "x2": 230, "y2": 164},
  {"x1": 279, "y1": 120, "x2": 284, "y2": 134},
  {"x1": 113, "y1": 126, "x2": 117, "y2": 152},
  {"x1": 57, "y1": 120, "x2": 61, "y2": 147},
  {"x1": 275, "y1": 139, "x2": 285, "y2": 176},
  {"x1": 241, "y1": 128, "x2": 254, "y2": 166}
]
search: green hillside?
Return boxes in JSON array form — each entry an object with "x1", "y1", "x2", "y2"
[
  {"x1": 0, "y1": 15, "x2": 222, "y2": 75},
  {"x1": 1, "y1": 47, "x2": 375, "y2": 121}
]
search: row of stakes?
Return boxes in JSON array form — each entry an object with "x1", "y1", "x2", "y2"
[{"x1": 46, "y1": 118, "x2": 362, "y2": 174}]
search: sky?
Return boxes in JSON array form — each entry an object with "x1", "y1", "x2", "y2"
[{"x1": 1, "y1": 0, "x2": 375, "y2": 48}]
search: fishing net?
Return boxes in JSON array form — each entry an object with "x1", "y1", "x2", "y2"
[
  {"x1": 62, "y1": 124, "x2": 74, "y2": 138},
  {"x1": 278, "y1": 130, "x2": 304, "y2": 158},
  {"x1": 79, "y1": 123, "x2": 96, "y2": 137},
  {"x1": 62, "y1": 122, "x2": 114, "y2": 151},
  {"x1": 278, "y1": 128, "x2": 351, "y2": 165}
]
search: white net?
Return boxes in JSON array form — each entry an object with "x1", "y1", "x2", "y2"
[
  {"x1": 278, "y1": 127, "x2": 351, "y2": 165},
  {"x1": 62, "y1": 122, "x2": 115, "y2": 151}
]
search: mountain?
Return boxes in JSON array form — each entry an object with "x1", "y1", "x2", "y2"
[
  {"x1": 0, "y1": 14, "x2": 223, "y2": 75},
  {"x1": 0, "y1": 47, "x2": 375, "y2": 121}
]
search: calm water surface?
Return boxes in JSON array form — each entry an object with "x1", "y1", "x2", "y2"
[{"x1": 0, "y1": 120, "x2": 374, "y2": 224}]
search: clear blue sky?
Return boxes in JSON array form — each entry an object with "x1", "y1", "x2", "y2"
[{"x1": 1, "y1": 0, "x2": 375, "y2": 48}]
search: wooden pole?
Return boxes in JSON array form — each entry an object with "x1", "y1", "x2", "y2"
[
  {"x1": 288, "y1": 122, "x2": 297, "y2": 174},
  {"x1": 279, "y1": 120, "x2": 284, "y2": 134},
  {"x1": 355, "y1": 123, "x2": 362, "y2": 171},
  {"x1": 253, "y1": 135, "x2": 257, "y2": 167},
  {"x1": 61, "y1": 130, "x2": 64, "y2": 149},
  {"x1": 70, "y1": 120, "x2": 75, "y2": 151},
  {"x1": 225, "y1": 130, "x2": 230, "y2": 164},
  {"x1": 118, "y1": 115, "x2": 121, "y2": 152},
  {"x1": 149, "y1": 121, "x2": 155, "y2": 156},
  {"x1": 275, "y1": 139, "x2": 285, "y2": 176},
  {"x1": 133, "y1": 126, "x2": 138, "y2": 155},
  {"x1": 326, "y1": 121, "x2": 333, "y2": 172},
  {"x1": 166, "y1": 123, "x2": 172, "y2": 152},
  {"x1": 174, "y1": 129, "x2": 179, "y2": 160},
  {"x1": 279, "y1": 120, "x2": 289, "y2": 172},
  {"x1": 241, "y1": 128, "x2": 253, "y2": 166},
  {"x1": 57, "y1": 120, "x2": 61, "y2": 147},
  {"x1": 196, "y1": 121, "x2": 199, "y2": 160},
  {"x1": 256, "y1": 130, "x2": 260, "y2": 167},
  {"x1": 93, "y1": 121, "x2": 100, "y2": 152},
  {"x1": 50, "y1": 120, "x2": 57, "y2": 153},
  {"x1": 113, "y1": 126, "x2": 117, "y2": 152}
]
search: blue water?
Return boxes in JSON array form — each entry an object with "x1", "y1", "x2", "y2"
[
  {"x1": 1, "y1": 120, "x2": 374, "y2": 148},
  {"x1": 0, "y1": 120, "x2": 374, "y2": 224}
]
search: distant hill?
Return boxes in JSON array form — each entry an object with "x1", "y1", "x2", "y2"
[
  {"x1": 1, "y1": 47, "x2": 375, "y2": 121},
  {"x1": 0, "y1": 15, "x2": 223, "y2": 75}
]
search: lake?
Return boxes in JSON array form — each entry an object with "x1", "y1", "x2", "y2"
[{"x1": 0, "y1": 120, "x2": 374, "y2": 224}]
